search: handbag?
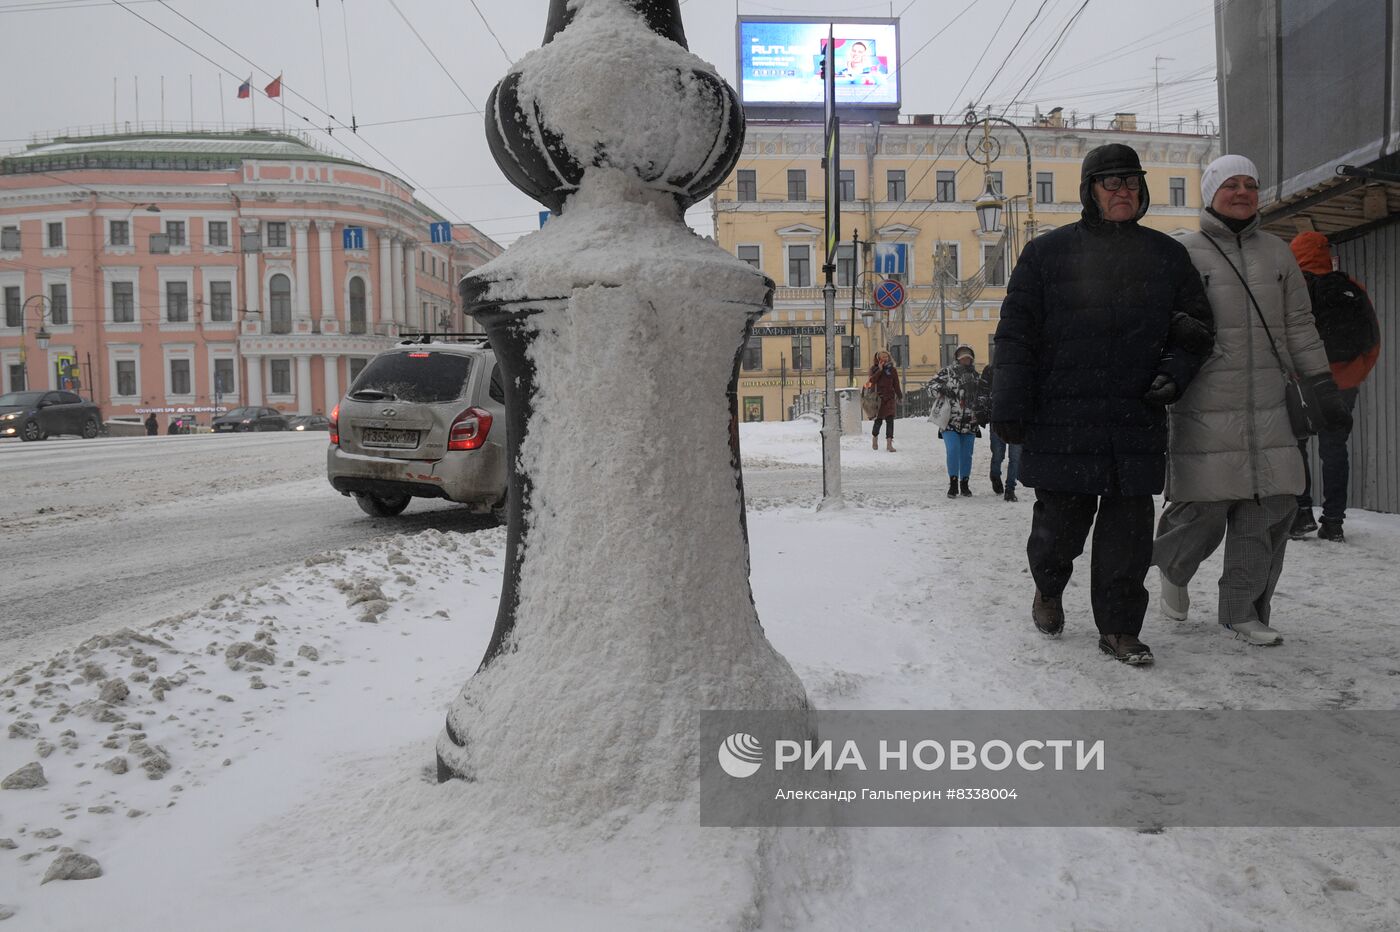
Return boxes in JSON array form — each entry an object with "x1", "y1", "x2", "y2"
[
  {"x1": 860, "y1": 385, "x2": 880, "y2": 419},
  {"x1": 1202, "y1": 236, "x2": 1324, "y2": 438},
  {"x1": 925, "y1": 392, "x2": 954, "y2": 430}
]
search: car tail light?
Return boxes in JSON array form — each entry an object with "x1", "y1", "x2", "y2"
[
  {"x1": 329, "y1": 403, "x2": 340, "y2": 446},
  {"x1": 448, "y1": 406, "x2": 493, "y2": 451}
]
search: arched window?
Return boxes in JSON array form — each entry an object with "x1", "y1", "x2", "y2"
[
  {"x1": 348, "y1": 277, "x2": 367, "y2": 334},
  {"x1": 269, "y1": 274, "x2": 292, "y2": 333}
]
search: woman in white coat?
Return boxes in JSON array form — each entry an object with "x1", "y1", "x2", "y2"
[{"x1": 1152, "y1": 155, "x2": 1351, "y2": 645}]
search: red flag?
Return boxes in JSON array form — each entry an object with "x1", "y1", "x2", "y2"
[
  {"x1": 236, "y1": 75, "x2": 252, "y2": 99},
  {"x1": 264, "y1": 75, "x2": 282, "y2": 98}
]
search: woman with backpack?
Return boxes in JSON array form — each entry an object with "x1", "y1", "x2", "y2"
[
  {"x1": 927, "y1": 344, "x2": 985, "y2": 498},
  {"x1": 1151, "y1": 155, "x2": 1352, "y2": 646}
]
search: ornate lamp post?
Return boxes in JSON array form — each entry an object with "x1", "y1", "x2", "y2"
[
  {"x1": 18, "y1": 294, "x2": 53, "y2": 391},
  {"x1": 437, "y1": 0, "x2": 810, "y2": 807},
  {"x1": 965, "y1": 108, "x2": 1037, "y2": 244}
]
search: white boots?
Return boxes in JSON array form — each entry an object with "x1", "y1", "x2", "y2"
[
  {"x1": 1160, "y1": 571, "x2": 1283, "y2": 645},
  {"x1": 1159, "y1": 570, "x2": 1190, "y2": 621},
  {"x1": 1225, "y1": 620, "x2": 1284, "y2": 646}
]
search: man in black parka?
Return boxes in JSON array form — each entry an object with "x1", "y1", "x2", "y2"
[{"x1": 991, "y1": 143, "x2": 1214, "y2": 666}]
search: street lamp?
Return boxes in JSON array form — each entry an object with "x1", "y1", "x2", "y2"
[
  {"x1": 975, "y1": 177, "x2": 1005, "y2": 234},
  {"x1": 965, "y1": 108, "x2": 1037, "y2": 242},
  {"x1": 18, "y1": 294, "x2": 53, "y2": 391}
]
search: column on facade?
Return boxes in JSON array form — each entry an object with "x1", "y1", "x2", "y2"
[
  {"x1": 295, "y1": 355, "x2": 313, "y2": 415},
  {"x1": 323, "y1": 354, "x2": 340, "y2": 412},
  {"x1": 405, "y1": 243, "x2": 420, "y2": 331},
  {"x1": 377, "y1": 229, "x2": 393, "y2": 333},
  {"x1": 390, "y1": 235, "x2": 405, "y2": 327},
  {"x1": 316, "y1": 220, "x2": 336, "y2": 332},
  {"x1": 292, "y1": 220, "x2": 312, "y2": 327},
  {"x1": 240, "y1": 219, "x2": 261, "y2": 325},
  {"x1": 245, "y1": 354, "x2": 263, "y2": 405}
]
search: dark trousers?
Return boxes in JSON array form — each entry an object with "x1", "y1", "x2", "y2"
[
  {"x1": 1028, "y1": 489, "x2": 1155, "y2": 636},
  {"x1": 1297, "y1": 387, "x2": 1358, "y2": 523},
  {"x1": 989, "y1": 435, "x2": 1022, "y2": 491},
  {"x1": 872, "y1": 416, "x2": 895, "y2": 439}
]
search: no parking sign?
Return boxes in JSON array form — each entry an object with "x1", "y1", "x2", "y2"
[{"x1": 873, "y1": 278, "x2": 905, "y2": 310}]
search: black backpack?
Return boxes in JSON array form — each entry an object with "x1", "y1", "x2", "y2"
[{"x1": 1306, "y1": 270, "x2": 1380, "y2": 363}]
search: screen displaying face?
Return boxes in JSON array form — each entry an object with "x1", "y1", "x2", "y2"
[{"x1": 739, "y1": 19, "x2": 901, "y2": 108}]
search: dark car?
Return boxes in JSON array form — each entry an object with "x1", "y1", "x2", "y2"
[
  {"x1": 211, "y1": 406, "x2": 290, "y2": 432},
  {"x1": 288, "y1": 414, "x2": 331, "y2": 432},
  {"x1": 0, "y1": 390, "x2": 103, "y2": 441}
]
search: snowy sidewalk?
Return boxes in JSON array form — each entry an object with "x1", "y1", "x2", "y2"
[{"x1": 1, "y1": 419, "x2": 1397, "y2": 930}]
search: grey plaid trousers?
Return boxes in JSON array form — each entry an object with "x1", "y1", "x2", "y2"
[{"x1": 1152, "y1": 495, "x2": 1298, "y2": 627}]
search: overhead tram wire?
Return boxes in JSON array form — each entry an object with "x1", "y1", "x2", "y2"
[
  {"x1": 316, "y1": 0, "x2": 333, "y2": 124},
  {"x1": 467, "y1": 0, "x2": 513, "y2": 66},
  {"x1": 338, "y1": 0, "x2": 359, "y2": 133},
  {"x1": 113, "y1": 0, "x2": 471, "y2": 225},
  {"x1": 388, "y1": 0, "x2": 480, "y2": 112}
]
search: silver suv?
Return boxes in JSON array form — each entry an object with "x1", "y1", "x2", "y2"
[{"x1": 327, "y1": 339, "x2": 508, "y2": 518}]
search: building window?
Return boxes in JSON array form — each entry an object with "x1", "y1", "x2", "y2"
[
  {"x1": 166, "y1": 281, "x2": 189, "y2": 322},
  {"x1": 787, "y1": 170, "x2": 807, "y2": 201},
  {"x1": 213, "y1": 357, "x2": 235, "y2": 398},
  {"x1": 208, "y1": 221, "x2": 229, "y2": 247},
  {"x1": 170, "y1": 358, "x2": 191, "y2": 395},
  {"x1": 890, "y1": 337, "x2": 909, "y2": 368},
  {"x1": 839, "y1": 169, "x2": 855, "y2": 201},
  {"x1": 791, "y1": 335, "x2": 812, "y2": 370},
  {"x1": 936, "y1": 170, "x2": 956, "y2": 202},
  {"x1": 47, "y1": 222, "x2": 64, "y2": 248},
  {"x1": 210, "y1": 281, "x2": 233, "y2": 322},
  {"x1": 1169, "y1": 176, "x2": 1186, "y2": 207},
  {"x1": 787, "y1": 245, "x2": 812, "y2": 287},
  {"x1": 4, "y1": 286, "x2": 19, "y2": 327},
  {"x1": 0, "y1": 226, "x2": 18, "y2": 251},
  {"x1": 116, "y1": 360, "x2": 137, "y2": 397},
  {"x1": 348, "y1": 357, "x2": 368, "y2": 383},
  {"x1": 349, "y1": 276, "x2": 367, "y2": 334},
  {"x1": 987, "y1": 171, "x2": 1003, "y2": 196},
  {"x1": 887, "y1": 170, "x2": 906, "y2": 202},
  {"x1": 165, "y1": 220, "x2": 186, "y2": 246},
  {"x1": 936, "y1": 243, "x2": 960, "y2": 281},
  {"x1": 269, "y1": 274, "x2": 292, "y2": 333},
  {"x1": 983, "y1": 243, "x2": 1007, "y2": 287},
  {"x1": 112, "y1": 282, "x2": 135, "y2": 322},
  {"x1": 737, "y1": 169, "x2": 756, "y2": 202},
  {"x1": 840, "y1": 335, "x2": 861, "y2": 371},
  {"x1": 49, "y1": 283, "x2": 68, "y2": 325},
  {"x1": 270, "y1": 358, "x2": 292, "y2": 395},
  {"x1": 1036, "y1": 172, "x2": 1054, "y2": 204},
  {"x1": 8, "y1": 363, "x2": 23, "y2": 391},
  {"x1": 736, "y1": 245, "x2": 761, "y2": 269},
  {"x1": 835, "y1": 243, "x2": 855, "y2": 287},
  {"x1": 109, "y1": 220, "x2": 129, "y2": 246},
  {"x1": 741, "y1": 336, "x2": 763, "y2": 371},
  {"x1": 266, "y1": 222, "x2": 288, "y2": 248}
]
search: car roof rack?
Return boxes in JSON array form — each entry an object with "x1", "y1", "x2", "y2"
[{"x1": 397, "y1": 331, "x2": 490, "y2": 347}]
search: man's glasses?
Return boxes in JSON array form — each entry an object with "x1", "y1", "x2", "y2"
[{"x1": 1097, "y1": 175, "x2": 1142, "y2": 192}]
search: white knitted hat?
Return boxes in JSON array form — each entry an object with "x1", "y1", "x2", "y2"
[{"x1": 1201, "y1": 154, "x2": 1260, "y2": 206}]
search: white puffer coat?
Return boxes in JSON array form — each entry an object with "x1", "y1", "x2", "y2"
[{"x1": 1166, "y1": 211, "x2": 1330, "y2": 502}]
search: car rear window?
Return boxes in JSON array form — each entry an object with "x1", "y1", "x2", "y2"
[{"x1": 349, "y1": 351, "x2": 473, "y2": 404}]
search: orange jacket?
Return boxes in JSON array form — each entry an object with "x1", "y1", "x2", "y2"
[{"x1": 1289, "y1": 232, "x2": 1380, "y2": 390}]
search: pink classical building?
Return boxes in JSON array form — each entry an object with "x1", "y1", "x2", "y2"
[{"x1": 0, "y1": 131, "x2": 501, "y2": 422}]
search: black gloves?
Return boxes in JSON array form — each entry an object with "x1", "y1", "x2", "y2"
[
  {"x1": 1143, "y1": 373, "x2": 1179, "y2": 406},
  {"x1": 1306, "y1": 373, "x2": 1353, "y2": 432},
  {"x1": 1169, "y1": 311, "x2": 1215, "y2": 357},
  {"x1": 993, "y1": 421, "x2": 1026, "y2": 445}
]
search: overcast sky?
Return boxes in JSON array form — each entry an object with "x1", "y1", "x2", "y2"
[{"x1": 1, "y1": 0, "x2": 1220, "y2": 246}]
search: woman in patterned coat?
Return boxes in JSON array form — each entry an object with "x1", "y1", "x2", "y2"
[{"x1": 928, "y1": 344, "x2": 986, "y2": 498}]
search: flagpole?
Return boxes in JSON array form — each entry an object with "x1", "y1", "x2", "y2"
[
  {"x1": 251, "y1": 80, "x2": 256, "y2": 130},
  {"x1": 281, "y1": 74, "x2": 287, "y2": 134},
  {"x1": 219, "y1": 73, "x2": 225, "y2": 130}
]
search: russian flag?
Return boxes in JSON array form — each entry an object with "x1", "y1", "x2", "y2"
[{"x1": 236, "y1": 75, "x2": 252, "y2": 99}]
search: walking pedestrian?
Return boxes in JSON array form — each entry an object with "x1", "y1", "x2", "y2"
[
  {"x1": 979, "y1": 363, "x2": 1021, "y2": 501},
  {"x1": 991, "y1": 143, "x2": 1216, "y2": 665},
  {"x1": 1287, "y1": 231, "x2": 1381, "y2": 543},
  {"x1": 1153, "y1": 155, "x2": 1352, "y2": 647},
  {"x1": 144, "y1": 412, "x2": 158, "y2": 436},
  {"x1": 928, "y1": 345, "x2": 984, "y2": 498},
  {"x1": 866, "y1": 350, "x2": 903, "y2": 452}
]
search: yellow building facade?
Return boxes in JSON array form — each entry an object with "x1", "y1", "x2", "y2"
[{"x1": 712, "y1": 118, "x2": 1219, "y2": 421}]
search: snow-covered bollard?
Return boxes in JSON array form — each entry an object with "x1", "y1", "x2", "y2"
[{"x1": 436, "y1": 0, "x2": 809, "y2": 808}]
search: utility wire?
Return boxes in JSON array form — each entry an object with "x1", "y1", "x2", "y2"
[
  {"x1": 387, "y1": 0, "x2": 479, "y2": 112},
  {"x1": 466, "y1": 0, "x2": 513, "y2": 65},
  {"x1": 339, "y1": 0, "x2": 359, "y2": 131}
]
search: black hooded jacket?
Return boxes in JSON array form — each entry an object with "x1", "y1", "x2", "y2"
[{"x1": 990, "y1": 144, "x2": 1215, "y2": 496}]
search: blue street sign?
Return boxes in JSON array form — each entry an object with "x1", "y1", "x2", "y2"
[
  {"x1": 342, "y1": 226, "x2": 364, "y2": 250},
  {"x1": 429, "y1": 221, "x2": 453, "y2": 243},
  {"x1": 539, "y1": 210, "x2": 554, "y2": 228},
  {"x1": 873, "y1": 278, "x2": 906, "y2": 310}
]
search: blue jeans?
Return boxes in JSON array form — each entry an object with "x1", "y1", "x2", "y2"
[
  {"x1": 990, "y1": 434, "x2": 1022, "y2": 492},
  {"x1": 943, "y1": 431, "x2": 975, "y2": 479},
  {"x1": 1297, "y1": 387, "x2": 1358, "y2": 523}
]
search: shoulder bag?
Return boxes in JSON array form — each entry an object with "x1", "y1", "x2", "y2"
[{"x1": 1202, "y1": 235, "x2": 1323, "y2": 438}]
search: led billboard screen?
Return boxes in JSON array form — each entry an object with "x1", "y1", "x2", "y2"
[{"x1": 738, "y1": 17, "x2": 900, "y2": 109}]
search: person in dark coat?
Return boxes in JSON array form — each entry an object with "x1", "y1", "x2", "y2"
[
  {"x1": 990, "y1": 142, "x2": 1216, "y2": 666},
  {"x1": 866, "y1": 349, "x2": 903, "y2": 452},
  {"x1": 144, "y1": 413, "x2": 158, "y2": 436},
  {"x1": 979, "y1": 363, "x2": 1021, "y2": 502}
]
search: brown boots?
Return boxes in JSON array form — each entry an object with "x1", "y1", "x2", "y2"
[{"x1": 886, "y1": 438, "x2": 896, "y2": 452}]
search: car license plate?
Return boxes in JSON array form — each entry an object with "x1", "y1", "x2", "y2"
[{"x1": 362, "y1": 427, "x2": 418, "y2": 448}]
